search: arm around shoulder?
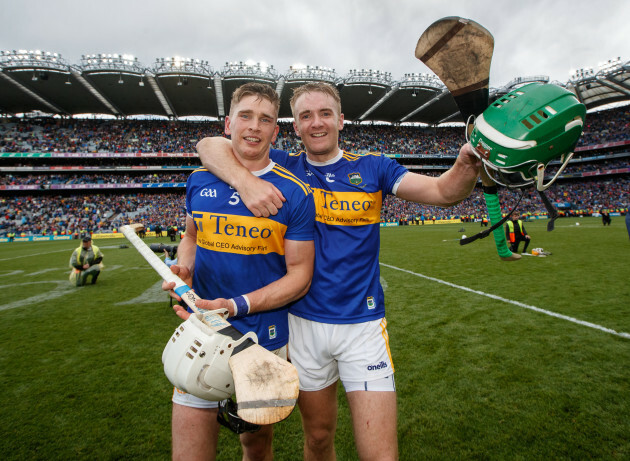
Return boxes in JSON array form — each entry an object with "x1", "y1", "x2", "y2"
[
  {"x1": 196, "y1": 137, "x2": 244, "y2": 187},
  {"x1": 196, "y1": 136, "x2": 286, "y2": 217}
]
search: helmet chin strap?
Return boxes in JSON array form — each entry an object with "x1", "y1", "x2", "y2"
[
  {"x1": 535, "y1": 163, "x2": 562, "y2": 231},
  {"x1": 460, "y1": 185, "x2": 524, "y2": 245},
  {"x1": 536, "y1": 153, "x2": 574, "y2": 192}
]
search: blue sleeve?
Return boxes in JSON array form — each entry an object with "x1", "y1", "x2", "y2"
[
  {"x1": 379, "y1": 155, "x2": 409, "y2": 195},
  {"x1": 284, "y1": 188, "x2": 315, "y2": 242}
]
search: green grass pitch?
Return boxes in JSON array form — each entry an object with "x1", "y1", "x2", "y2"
[{"x1": 1, "y1": 217, "x2": 628, "y2": 460}]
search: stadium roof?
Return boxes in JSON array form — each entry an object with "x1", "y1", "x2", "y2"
[{"x1": 1, "y1": 50, "x2": 628, "y2": 124}]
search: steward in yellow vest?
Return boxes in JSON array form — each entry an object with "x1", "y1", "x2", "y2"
[
  {"x1": 69, "y1": 236, "x2": 104, "y2": 286},
  {"x1": 505, "y1": 214, "x2": 531, "y2": 253}
]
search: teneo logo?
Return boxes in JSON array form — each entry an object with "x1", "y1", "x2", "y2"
[
  {"x1": 367, "y1": 296, "x2": 375, "y2": 309},
  {"x1": 367, "y1": 361, "x2": 388, "y2": 371},
  {"x1": 319, "y1": 190, "x2": 374, "y2": 212},
  {"x1": 348, "y1": 172, "x2": 362, "y2": 185},
  {"x1": 200, "y1": 188, "x2": 217, "y2": 197},
  {"x1": 192, "y1": 212, "x2": 274, "y2": 238}
]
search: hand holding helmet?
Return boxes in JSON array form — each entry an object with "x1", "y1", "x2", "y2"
[{"x1": 468, "y1": 82, "x2": 586, "y2": 191}]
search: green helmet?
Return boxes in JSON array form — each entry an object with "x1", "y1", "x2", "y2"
[{"x1": 469, "y1": 82, "x2": 586, "y2": 190}]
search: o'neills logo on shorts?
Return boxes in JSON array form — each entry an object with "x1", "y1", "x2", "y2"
[{"x1": 367, "y1": 361, "x2": 388, "y2": 371}]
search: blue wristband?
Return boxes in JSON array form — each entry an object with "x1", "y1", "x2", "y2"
[{"x1": 231, "y1": 295, "x2": 250, "y2": 319}]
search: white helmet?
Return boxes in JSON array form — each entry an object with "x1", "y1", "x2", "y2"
[{"x1": 162, "y1": 313, "x2": 257, "y2": 401}]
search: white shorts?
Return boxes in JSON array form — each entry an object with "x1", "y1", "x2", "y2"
[
  {"x1": 172, "y1": 345, "x2": 288, "y2": 409},
  {"x1": 288, "y1": 314, "x2": 395, "y2": 392}
]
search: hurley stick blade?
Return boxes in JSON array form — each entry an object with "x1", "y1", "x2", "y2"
[
  {"x1": 416, "y1": 18, "x2": 517, "y2": 261},
  {"x1": 120, "y1": 224, "x2": 299, "y2": 424},
  {"x1": 229, "y1": 347, "x2": 299, "y2": 425},
  {"x1": 415, "y1": 16, "x2": 494, "y2": 121}
]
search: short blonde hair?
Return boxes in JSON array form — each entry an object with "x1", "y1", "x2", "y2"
[
  {"x1": 290, "y1": 82, "x2": 342, "y2": 118},
  {"x1": 230, "y1": 82, "x2": 280, "y2": 117}
]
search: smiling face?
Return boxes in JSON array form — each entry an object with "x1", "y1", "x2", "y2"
[
  {"x1": 291, "y1": 86, "x2": 344, "y2": 163},
  {"x1": 225, "y1": 84, "x2": 280, "y2": 170}
]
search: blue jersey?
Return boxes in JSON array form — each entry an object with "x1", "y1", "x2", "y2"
[
  {"x1": 186, "y1": 162, "x2": 315, "y2": 350},
  {"x1": 270, "y1": 149, "x2": 408, "y2": 324}
]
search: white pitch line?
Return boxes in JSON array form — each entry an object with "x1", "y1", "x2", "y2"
[
  {"x1": 380, "y1": 262, "x2": 630, "y2": 340},
  {"x1": 0, "y1": 244, "x2": 128, "y2": 262},
  {"x1": 0, "y1": 248, "x2": 72, "y2": 262}
]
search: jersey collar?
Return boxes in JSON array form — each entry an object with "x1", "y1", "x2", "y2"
[
  {"x1": 306, "y1": 149, "x2": 343, "y2": 167},
  {"x1": 252, "y1": 161, "x2": 275, "y2": 177}
]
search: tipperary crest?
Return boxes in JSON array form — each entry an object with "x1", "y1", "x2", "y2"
[{"x1": 348, "y1": 172, "x2": 362, "y2": 185}]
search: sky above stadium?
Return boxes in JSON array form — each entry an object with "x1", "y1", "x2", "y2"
[{"x1": 2, "y1": 0, "x2": 627, "y2": 88}]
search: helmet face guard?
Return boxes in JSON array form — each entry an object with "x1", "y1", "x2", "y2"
[
  {"x1": 468, "y1": 83, "x2": 586, "y2": 191},
  {"x1": 217, "y1": 398, "x2": 262, "y2": 434}
]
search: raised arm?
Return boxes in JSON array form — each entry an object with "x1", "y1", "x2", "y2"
[
  {"x1": 395, "y1": 142, "x2": 481, "y2": 207},
  {"x1": 196, "y1": 137, "x2": 285, "y2": 217}
]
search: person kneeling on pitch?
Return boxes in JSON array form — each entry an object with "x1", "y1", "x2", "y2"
[
  {"x1": 505, "y1": 212, "x2": 531, "y2": 254},
  {"x1": 69, "y1": 236, "x2": 104, "y2": 286}
]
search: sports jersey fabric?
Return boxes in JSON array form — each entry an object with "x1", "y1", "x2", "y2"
[
  {"x1": 270, "y1": 149, "x2": 408, "y2": 324},
  {"x1": 186, "y1": 162, "x2": 315, "y2": 350}
]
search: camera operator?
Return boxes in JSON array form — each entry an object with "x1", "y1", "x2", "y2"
[
  {"x1": 163, "y1": 246, "x2": 177, "y2": 267},
  {"x1": 149, "y1": 242, "x2": 178, "y2": 267}
]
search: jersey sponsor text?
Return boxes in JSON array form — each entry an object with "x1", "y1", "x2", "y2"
[
  {"x1": 313, "y1": 189, "x2": 382, "y2": 226},
  {"x1": 192, "y1": 211, "x2": 287, "y2": 255}
]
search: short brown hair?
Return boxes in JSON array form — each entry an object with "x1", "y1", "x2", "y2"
[
  {"x1": 230, "y1": 82, "x2": 280, "y2": 117},
  {"x1": 290, "y1": 82, "x2": 342, "y2": 118}
]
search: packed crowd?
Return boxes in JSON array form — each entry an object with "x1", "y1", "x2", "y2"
[
  {"x1": 1, "y1": 104, "x2": 628, "y2": 237},
  {"x1": 1, "y1": 104, "x2": 628, "y2": 155},
  {"x1": 2, "y1": 176, "x2": 627, "y2": 237},
  {"x1": 0, "y1": 192, "x2": 186, "y2": 237},
  {"x1": 578, "y1": 106, "x2": 630, "y2": 144},
  {"x1": 380, "y1": 177, "x2": 630, "y2": 223},
  {"x1": 0, "y1": 119, "x2": 224, "y2": 153},
  {"x1": 1, "y1": 172, "x2": 190, "y2": 186},
  {"x1": 2, "y1": 158, "x2": 628, "y2": 188},
  {"x1": 545, "y1": 157, "x2": 629, "y2": 176}
]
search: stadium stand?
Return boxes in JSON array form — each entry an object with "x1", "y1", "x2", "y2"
[{"x1": 0, "y1": 105, "x2": 628, "y2": 238}]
